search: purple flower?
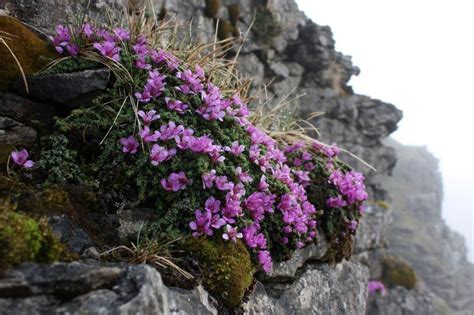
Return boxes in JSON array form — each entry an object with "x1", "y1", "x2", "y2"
[
  {"x1": 258, "y1": 250, "x2": 272, "y2": 273},
  {"x1": 222, "y1": 224, "x2": 243, "y2": 243},
  {"x1": 368, "y1": 281, "x2": 386, "y2": 295},
  {"x1": 205, "y1": 196, "x2": 221, "y2": 213},
  {"x1": 326, "y1": 196, "x2": 347, "y2": 208},
  {"x1": 165, "y1": 97, "x2": 189, "y2": 114},
  {"x1": 242, "y1": 224, "x2": 267, "y2": 249},
  {"x1": 348, "y1": 220, "x2": 358, "y2": 231},
  {"x1": 160, "y1": 172, "x2": 191, "y2": 192},
  {"x1": 138, "y1": 110, "x2": 160, "y2": 125},
  {"x1": 210, "y1": 214, "x2": 226, "y2": 229},
  {"x1": 224, "y1": 141, "x2": 245, "y2": 156},
  {"x1": 10, "y1": 149, "x2": 34, "y2": 168},
  {"x1": 93, "y1": 41, "x2": 121, "y2": 61},
  {"x1": 82, "y1": 23, "x2": 94, "y2": 38},
  {"x1": 258, "y1": 175, "x2": 269, "y2": 191},
  {"x1": 119, "y1": 136, "x2": 139, "y2": 154},
  {"x1": 139, "y1": 126, "x2": 160, "y2": 143},
  {"x1": 135, "y1": 70, "x2": 166, "y2": 103},
  {"x1": 202, "y1": 170, "x2": 217, "y2": 189},
  {"x1": 66, "y1": 43, "x2": 80, "y2": 57},
  {"x1": 215, "y1": 176, "x2": 232, "y2": 191},
  {"x1": 150, "y1": 144, "x2": 176, "y2": 166},
  {"x1": 329, "y1": 170, "x2": 368, "y2": 205},
  {"x1": 113, "y1": 28, "x2": 130, "y2": 41},
  {"x1": 235, "y1": 166, "x2": 253, "y2": 183},
  {"x1": 189, "y1": 209, "x2": 213, "y2": 237}
]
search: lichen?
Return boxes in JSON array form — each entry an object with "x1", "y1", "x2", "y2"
[
  {"x1": 381, "y1": 256, "x2": 417, "y2": 289},
  {"x1": 0, "y1": 16, "x2": 57, "y2": 91},
  {"x1": 183, "y1": 237, "x2": 254, "y2": 309},
  {"x1": 0, "y1": 201, "x2": 63, "y2": 272}
]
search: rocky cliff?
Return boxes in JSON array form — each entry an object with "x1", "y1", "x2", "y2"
[
  {"x1": 0, "y1": 0, "x2": 424, "y2": 314},
  {"x1": 384, "y1": 140, "x2": 474, "y2": 315}
]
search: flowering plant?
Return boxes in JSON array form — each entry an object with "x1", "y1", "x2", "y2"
[{"x1": 39, "y1": 16, "x2": 368, "y2": 274}]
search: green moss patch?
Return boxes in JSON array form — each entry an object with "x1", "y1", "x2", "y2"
[
  {"x1": 184, "y1": 237, "x2": 254, "y2": 309},
  {"x1": 381, "y1": 255, "x2": 417, "y2": 289}
]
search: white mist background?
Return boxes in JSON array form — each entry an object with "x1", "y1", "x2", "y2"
[{"x1": 295, "y1": 0, "x2": 474, "y2": 261}]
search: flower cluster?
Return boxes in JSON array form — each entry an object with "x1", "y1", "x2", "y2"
[{"x1": 51, "y1": 21, "x2": 368, "y2": 273}]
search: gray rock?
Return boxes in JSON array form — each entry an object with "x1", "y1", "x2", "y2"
[
  {"x1": 14, "y1": 69, "x2": 110, "y2": 107},
  {"x1": 263, "y1": 233, "x2": 328, "y2": 280},
  {"x1": 245, "y1": 260, "x2": 369, "y2": 315},
  {"x1": 117, "y1": 208, "x2": 157, "y2": 242},
  {"x1": 367, "y1": 287, "x2": 436, "y2": 315},
  {"x1": 48, "y1": 215, "x2": 94, "y2": 254},
  {"x1": 0, "y1": 262, "x2": 218, "y2": 315},
  {"x1": 0, "y1": 92, "x2": 55, "y2": 127}
]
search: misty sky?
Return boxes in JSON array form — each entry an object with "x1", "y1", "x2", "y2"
[{"x1": 295, "y1": 0, "x2": 474, "y2": 261}]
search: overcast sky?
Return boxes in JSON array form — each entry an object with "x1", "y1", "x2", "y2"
[{"x1": 295, "y1": 0, "x2": 474, "y2": 261}]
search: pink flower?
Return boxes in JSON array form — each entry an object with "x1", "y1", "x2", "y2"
[
  {"x1": 258, "y1": 175, "x2": 269, "y2": 191},
  {"x1": 327, "y1": 196, "x2": 347, "y2": 208},
  {"x1": 258, "y1": 250, "x2": 272, "y2": 272},
  {"x1": 224, "y1": 141, "x2": 245, "y2": 156},
  {"x1": 202, "y1": 170, "x2": 217, "y2": 189},
  {"x1": 215, "y1": 176, "x2": 233, "y2": 191},
  {"x1": 119, "y1": 136, "x2": 139, "y2": 154},
  {"x1": 113, "y1": 28, "x2": 130, "y2": 41},
  {"x1": 139, "y1": 126, "x2": 160, "y2": 143},
  {"x1": 82, "y1": 23, "x2": 94, "y2": 38},
  {"x1": 135, "y1": 70, "x2": 166, "y2": 103},
  {"x1": 205, "y1": 196, "x2": 221, "y2": 213},
  {"x1": 348, "y1": 220, "x2": 358, "y2": 231},
  {"x1": 222, "y1": 224, "x2": 243, "y2": 243},
  {"x1": 93, "y1": 41, "x2": 121, "y2": 61},
  {"x1": 165, "y1": 97, "x2": 189, "y2": 114},
  {"x1": 235, "y1": 167, "x2": 253, "y2": 183},
  {"x1": 150, "y1": 144, "x2": 176, "y2": 166},
  {"x1": 138, "y1": 110, "x2": 160, "y2": 125},
  {"x1": 11, "y1": 149, "x2": 34, "y2": 168},
  {"x1": 189, "y1": 209, "x2": 213, "y2": 237},
  {"x1": 160, "y1": 172, "x2": 191, "y2": 192},
  {"x1": 368, "y1": 281, "x2": 386, "y2": 295}
]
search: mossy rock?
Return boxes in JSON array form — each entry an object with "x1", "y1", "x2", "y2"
[
  {"x1": 0, "y1": 201, "x2": 63, "y2": 272},
  {"x1": 204, "y1": 0, "x2": 220, "y2": 18},
  {"x1": 381, "y1": 255, "x2": 417, "y2": 289},
  {"x1": 184, "y1": 237, "x2": 254, "y2": 309},
  {"x1": 0, "y1": 16, "x2": 58, "y2": 91}
]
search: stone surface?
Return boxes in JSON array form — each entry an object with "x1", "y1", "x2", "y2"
[
  {"x1": 245, "y1": 260, "x2": 369, "y2": 315},
  {"x1": 0, "y1": 262, "x2": 218, "y2": 315},
  {"x1": 14, "y1": 69, "x2": 111, "y2": 106},
  {"x1": 48, "y1": 215, "x2": 94, "y2": 254},
  {"x1": 384, "y1": 140, "x2": 474, "y2": 314},
  {"x1": 367, "y1": 287, "x2": 436, "y2": 315},
  {"x1": 0, "y1": 92, "x2": 55, "y2": 126}
]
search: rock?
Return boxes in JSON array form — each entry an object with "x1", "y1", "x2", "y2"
[
  {"x1": 48, "y1": 215, "x2": 94, "y2": 254},
  {"x1": 367, "y1": 287, "x2": 436, "y2": 315},
  {"x1": 245, "y1": 260, "x2": 369, "y2": 315},
  {"x1": 117, "y1": 208, "x2": 157, "y2": 242},
  {"x1": 0, "y1": 262, "x2": 218, "y2": 315},
  {"x1": 0, "y1": 92, "x2": 55, "y2": 127},
  {"x1": 14, "y1": 69, "x2": 111, "y2": 107},
  {"x1": 263, "y1": 233, "x2": 328, "y2": 280}
]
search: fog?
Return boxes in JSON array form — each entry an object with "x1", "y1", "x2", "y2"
[{"x1": 296, "y1": 0, "x2": 474, "y2": 261}]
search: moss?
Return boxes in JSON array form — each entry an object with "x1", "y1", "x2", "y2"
[
  {"x1": 0, "y1": 201, "x2": 62, "y2": 272},
  {"x1": 381, "y1": 256, "x2": 417, "y2": 289},
  {"x1": 217, "y1": 20, "x2": 235, "y2": 41},
  {"x1": 204, "y1": 0, "x2": 220, "y2": 18},
  {"x1": 183, "y1": 237, "x2": 254, "y2": 309},
  {"x1": 228, "y1": 4, "x2": 240, "y2": 25},
  {"x1": 0, "y1": 16, "x2": 58, "y2": 91}
]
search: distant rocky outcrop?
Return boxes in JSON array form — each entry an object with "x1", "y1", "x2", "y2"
[
  {"x1": 0, "y1": 0, "x2": 436, "y2": 314},
  {"x1": 384, "y1": 139, "x2": 474, "y2": 315}
]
